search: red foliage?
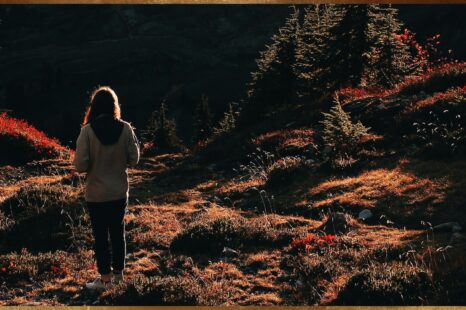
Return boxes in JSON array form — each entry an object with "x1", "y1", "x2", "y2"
[
  {"x1": 395, "y1": 28, "x2": 453, "y2": 73},
  {"x1": 0, "y1": 260, "x2": 18, "y2": 274},
  {"x1": 50, "y1": 264, "x2": 69, "y2": 277},
  {"x1": 337, "y1": 86, "x2": 393, "y2": 102},
  {"x1": 339, "y1": 62, "x2": 466, "y2": 106},
  {"x1": 143, "y1": 141, "x2": 155, "y2": 152},
  {"x1": 407, "y1": 85, "x2": 466, "y2": 113},
  {"x1": 395, "y1": 61, "x2": 466, "y2": 93},
  {"x1": 290, "y1": 234, "x2": 336, "y2": 253},
  {"x1": 0, "y1": 112, "x2": 70, "y2": 162}
]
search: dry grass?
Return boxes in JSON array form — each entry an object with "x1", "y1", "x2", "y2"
[
  {"x1": 251, "y1": 128, "x2": 315, "y2": 152},
  {"x1": 1, "y1": 146, "x2": 465, "y2": 306},
  {"x1": 126, "y1": 205, "x2": 183, "y2": 249},
  {"x1": 306, "y1": 164, "x2": 448, "y2": 224},
  {"x1": 216, "y1": 178, "x2": 265, "y2": 196}
]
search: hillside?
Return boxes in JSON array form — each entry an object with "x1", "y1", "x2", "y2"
[
  {"x1": 1, "y1": 62, "x2": 465, "y2": 305},
  {"x1": 1, "y1": 4, "x2": 466, "y2": 306},
  {"x1": 0, "y1": 5, "x2": 465, "y2": 146}
]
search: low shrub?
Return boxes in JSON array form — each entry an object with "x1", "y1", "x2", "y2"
[
  {"x1": 170, "y1": 213, "x2": 304, "y2": 254},
  {"x1": 111, "y1": 275, "x2": 201, "y2": 305},
  {"x1": 337, "y1": 262, "x2": 434, "y2": 305},
  {"x1": 289, "y1": 234, "x2": 336, "y2": 254},
  {"x1": 397, "y1": 62, "x2": 466, "y2": 96},
  {"x1": 0, "y1": 113, "x2": 70, "y2": 165},
  {"x1": 0, "y1": 249, "x2": 73, "y2": 285},
  {"x1": 321, "y1": 95, "x2": 370, "y2": 157},
  {"x1": 265, "y1": 156, "x2": 311, "y2": 189},
  {"x1": 413, "y1": 108, "x2": 465, "y2": 157},
  {"x1": 170, "y1": 215, "x2": 247, "y2": 253},
  {"x1": 0, "y1": 183, "x2": 90, "y2": 252}
]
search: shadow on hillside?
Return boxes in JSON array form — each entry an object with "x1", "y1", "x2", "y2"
[{"x1": 129, "y1": 155, "x2": 218, "y2": 205}]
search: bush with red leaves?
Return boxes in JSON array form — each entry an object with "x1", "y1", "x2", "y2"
[
  {"x1": 0, "y1": 113, "x2": 70, "y2": 164},
  {"x1": 289, "y1": 234, "x2": 336, "y2": 253}
]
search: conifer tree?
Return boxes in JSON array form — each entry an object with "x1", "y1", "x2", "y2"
[
  {"x1": 145, "y1": 101, "x2": 184, "y2": 153},
  {"x1": 365, "y1": 5, "x2": 414, "y2": 87},
  {"x1": 213, "y1": 103, "x2": 238, "y2": 137},
  {"x1": 327, "y1": 5, "x2": 373, "y2": 89},
  {"x1": 192, "y1": 94, "x2": 213, "y2": 144},
  {"x1": 295, "y1": 4, "x2": 340, "y2": 99},
  {"x1": 321, "y1": 94, "x2": 369, "y2": 156},
  {"x1": 246, "y1": 7, "x2": 301, "y2": 115},
  {"x1": 327, "y1": 5, "x2": 414, "y2": 89}
]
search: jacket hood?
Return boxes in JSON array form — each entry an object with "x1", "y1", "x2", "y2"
[{"x1": 90, "y1": 114, "x2": 124, "y2": 145}]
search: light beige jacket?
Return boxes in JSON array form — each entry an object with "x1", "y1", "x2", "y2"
[{"x1": 74, "y1": 120, "x2": 140, "y2": 202}]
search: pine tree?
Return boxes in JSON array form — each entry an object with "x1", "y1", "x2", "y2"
[
  {"x1": 327, "y1": 5, "x2": 414, "y2": 89},
  {"x1": 145, "y1": 101, "x2": 184, "y2": 154},
  {"x1": 327, "y1": 5, "x2": 373, "y2": 89},
  {"x1": 213, "y1": 103, "x2": 238, "y2": 137},
  {"x1": 295, "y1": 4, "x2": 340, "y2": 99},
  {"x1": 192, "y1": 94, "x2": 213, "y2": 144},
  {"x1": 321, "y1": 94, "x2": 369, "y2": 156},
  {"x1": 365, "y1": 5, "x2": 414, "y2": 87},
  {"x1": 246, "y1": 7, "x2": 301, "y2": 115}
]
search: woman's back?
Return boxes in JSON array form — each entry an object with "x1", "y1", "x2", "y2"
[{"x1": 74, "y1": 114, "x2": 139, "y2": 202}]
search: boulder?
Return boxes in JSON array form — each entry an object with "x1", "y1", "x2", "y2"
[
  {"x1": 358, "y1": 209, "x2": 373, "y2": 221},
  {"x1": 222, "y1": 247, "x2": 239, "y2": 257},
  {"x1": 321, "y1": 212, "x2": 352, "y2": 234},
  {"x1": 433, "y1": 222, "x2": 462, "y2": 233}
]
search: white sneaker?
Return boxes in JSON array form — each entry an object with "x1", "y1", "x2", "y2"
[{"x1": 85, "y1": 278, "x2": 111, "y2": 290}]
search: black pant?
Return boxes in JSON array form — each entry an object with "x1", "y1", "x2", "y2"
[{"x1": 87, "y1": 198, "x2": 127, "y2": 275}]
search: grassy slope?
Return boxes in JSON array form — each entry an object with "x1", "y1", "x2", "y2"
[{"x1": 1, "y1": 69, "x2": 466, "y2": 305}]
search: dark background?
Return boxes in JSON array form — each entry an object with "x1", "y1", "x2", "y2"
[{"x1": 0, "y1": 5, "x2": 465, "y2": 146}]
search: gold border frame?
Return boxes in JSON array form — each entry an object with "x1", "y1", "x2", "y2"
[
  {"x1": 0, "y1": 1, "x2": 465, "y2": 310},
  {"x1": 0, "y1": 0, "x2": 466, "y2": 3}
]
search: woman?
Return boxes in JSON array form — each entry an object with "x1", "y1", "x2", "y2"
[{"x1": 74, "y1": 86, "x2": 140, "y2": 290}]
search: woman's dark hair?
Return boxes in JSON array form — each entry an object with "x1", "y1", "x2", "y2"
[{"x1": 82, "y1": 86, "x2": 121, "y2": 126}]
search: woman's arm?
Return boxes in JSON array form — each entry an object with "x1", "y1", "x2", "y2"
[
  {"x1": 74, "y1": 127, "x2": 90, "y2": 173},
  {"x1": 127, "y1": 125, "x2": 140, "y2": 167}
]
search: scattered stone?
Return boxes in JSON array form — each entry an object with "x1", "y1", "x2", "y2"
[
  {"x1": 321, "y1": 212, "x2": 352, "y2": 234},
  {"x1": 433, "y1": 222, "x2": 462, "y2": 233},
  {"x1": 376, "y1": 103, "x2": 386, "y2": 110},
  {"x1": 222, "y1": 247, "x2": 239, "y2": 257},
  {"x1": 450, "y1": 232, "x2": 466, "y2": 244},
  {"x1": 322, "y1": 146, "x2": 332, "y2": 156},
  {"x1": 358, "y1": 209, "x2": 373, "y2": 221}
]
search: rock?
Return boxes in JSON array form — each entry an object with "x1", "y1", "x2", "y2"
[
  {"x1": 358, "y1": 209, "x2": 373, "y2": 221},
  {"x1": 450, "y1": 232, "x2": 466, "y2": 244},
  {"x1": 322, "y1": 146, "x2": 332, "y2": 156},
  {"x1": 321, "y1": 212, "x2": 352, "y2": 234},
  {"x1": 376, "y1": 103, "x2": 386, "y2": 110},
  {"x1": 222, "y1": 247, "x2": 239, "y2": 257},
  {"x1": 433, "y1": 222, "x2": 462, "y2": 233}
]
